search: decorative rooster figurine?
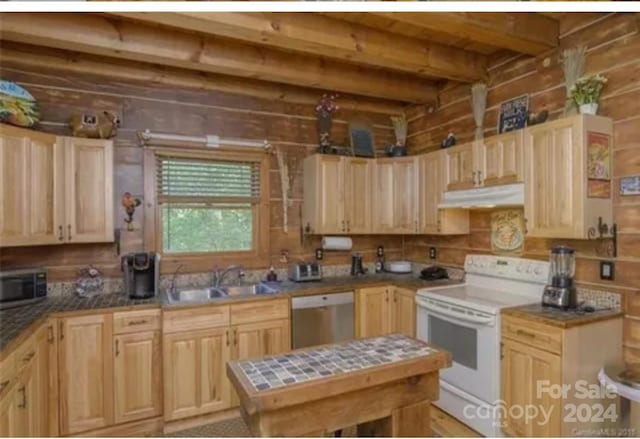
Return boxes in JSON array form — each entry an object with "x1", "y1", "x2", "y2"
[{"x1": 122, "y1": 192, "x2": 141, "y2": 231}]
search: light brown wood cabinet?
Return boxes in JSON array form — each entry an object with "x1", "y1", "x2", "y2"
[
  {"x1": 523, "y1": 114, "x2": 613, "y2": 239},
  {"x1": 58, "y1": 313, "x2": 114, "y2": 435},
  {"x1": 445, "y1": 132, "x2": 523, "y2": 191},
  {"x1": 501, "y1": 314, "x2": 622, "y2": 437},
  {"x1": 302, "y1": 154, "x2": 373, "y2": 234},
  {"x1": 356, "y1": 286, "x2": 416, "y2": 338},
  {"x1": 373, "y1": 157, "x2": 418, "y2": 234},
  {"x1": 114, "y1": 331, "x2": 162, "y2": 424},
  {"x1": 0, "y1": 125, "x2": 113, "y2": 247},
  {"x1": 163, "y1": 299, "x2": 290, "y2": 421},
  {"x1": 418, "y1": 151, "x2": 469, "y2": 235}
]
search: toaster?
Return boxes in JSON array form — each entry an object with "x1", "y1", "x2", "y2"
[{"x1": 288, "y1": 262, "x2": 322, "y2": 282}]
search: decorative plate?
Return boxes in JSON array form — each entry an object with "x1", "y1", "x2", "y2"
[
  {"x1": 491, "y1": 209, "x2": 525, "y2": 254},
  {"x1": 0, "y1": 80, "x2": 40, "y2": 127}
]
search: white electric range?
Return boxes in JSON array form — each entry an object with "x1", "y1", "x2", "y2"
[{"x1": 416, "y1": 255, "x2": 550, "y2": 437}]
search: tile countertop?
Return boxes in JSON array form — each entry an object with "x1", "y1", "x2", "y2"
[
  {"x1": 232, "y1": 334, "x2": 441, "y2": 392},
  {"x1": 502, "y1": 303, "x2": 624, "y2": 329},
  {"x1": 0, "y1": 273, "x2": 461, "y2": 354}
]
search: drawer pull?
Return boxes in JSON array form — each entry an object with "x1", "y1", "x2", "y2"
[
  {"x1": 127, "y1": 319, "x2": 149, "y2": 326},
  {"x1": 22, "y1": 351, "x2": 35, "y2": 362},
  {"x1": 0, "y1": 380, "x2": 9, "y2": 392}
]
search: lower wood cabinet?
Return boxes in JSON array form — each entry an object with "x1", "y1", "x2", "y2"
[
  {"x1": 114, "y1": 331, "x2": 162, "y2": 424},
  {"x1": 356, "y1": 286, "x2": 416, "y2": 338},
  {"x1": 58, "y1": 313, "x2": 114, "y2": 435},
  {"x1": 163, "y1": 327, "x2": 231, "y2": 421}
]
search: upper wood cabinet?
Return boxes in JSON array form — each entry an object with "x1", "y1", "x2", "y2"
[
  {"x1": 445, "y1": 131, "x2": 523, "y2": 191},
  {"x1": 523, "y1": 115, "x2": 613, "y2": 239},
  {"x1": 418, "y1": 151, "x2": 469, "y2": 235},
  {"x1": 0, "y1": 125, "x2": 64, "y2": 247},
  {"x1": 0, "y1": 125, "x2": 113, "y2": 247},
  {"x1": 58, "y1": 313, "x2": 114, "y2": 435},
  {"x1": 63, "y1": 137, "x2": 114, "y2": 243},
  {"x1": 373, "y1": 157, "x2": 418, "y2": 234},
  {"x1": 302, "y1": 155, "x2": 373, "y2": 235},
  {"x1": 444, "y1": 142, "x2": 476, "y2": 191}
]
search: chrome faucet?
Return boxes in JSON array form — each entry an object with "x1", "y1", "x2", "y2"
[
  {"x1": 169, "y1": 264, "x2": 184, "y2": 295},
  {"x1": 213, "y1": 265, "x2": 245, "y2": 287}
]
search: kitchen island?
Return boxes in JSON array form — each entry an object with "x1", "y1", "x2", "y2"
[{"x1": 227, "y1": 334, "x2": 451, "y2": 437}]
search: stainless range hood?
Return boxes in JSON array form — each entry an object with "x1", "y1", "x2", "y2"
[{"x1": 438, "y1": 183, "x2": 524, "y2": 209}]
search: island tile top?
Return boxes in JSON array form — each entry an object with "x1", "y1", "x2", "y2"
[{"x1": 237, "y1": 334, "x2": 438, "y2": 392}]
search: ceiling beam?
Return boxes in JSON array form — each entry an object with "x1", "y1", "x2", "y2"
[
  {"x1": 108, "y1": 12, "x2": 488, "y2": 83},
  {"x1": 0, "y1": 43, "x2": 406, "y2": 115},
  {"x1": 0, "y1": 13, "x2": 438, "y2": 105},
  {"x1": 371, "y1": 13, "x2": 559, "y2": 56}
]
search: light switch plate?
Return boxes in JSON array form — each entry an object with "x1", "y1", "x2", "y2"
[{"x1": 600, "y1": 261, "x2": 615, "y2": 280}]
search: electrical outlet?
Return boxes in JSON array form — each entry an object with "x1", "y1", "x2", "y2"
[
  {"x1": 315, "y1": 248, "x2": 323, "y2": 260},
  {"x1": 429, "y1": 247, "x2": 437, "y2": 260},
  {"x1": 600, "y1": 261, "x2": 615, "y2": 280}
]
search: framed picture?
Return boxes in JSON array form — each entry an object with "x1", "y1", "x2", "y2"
[
  {"x1": 497, "y1": 95, "x2": 529, "y2": 134},
  {"x1": 349, "y1": 119, "x2": 376, "y2": 158},
  {"x1": 490, "y1": 209, "x2": 525, "y2": 254},
  {"x1": 620, "y1": 176, "x2": 640, "y2": 196}
]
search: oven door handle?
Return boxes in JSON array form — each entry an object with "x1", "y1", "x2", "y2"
[{"x1": 416, "y1": 297, "x2": 495, "y2": 326}]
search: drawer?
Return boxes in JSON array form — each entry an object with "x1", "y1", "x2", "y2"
[
  {"x1": 114, "y1": 309, "x2": 161, "y2": 334},
  {"x1": 13, "y1": 334, "x2": 36, "y2": 372},
  {"x1": 0, "y1": 352, "x2": 16, "y2": 399},
  {"x1": 502, "y1": 315, "x2": 563, "y2": 354},
  {"x1": 625, "y1": 318, "x2": 640, "y2": 346},
  {"x1": 163, "y1": 305, "x2": 229, "y2": 333},
  {"x1": 230, "y1": 298, "x2": 289, "y2": 325}
]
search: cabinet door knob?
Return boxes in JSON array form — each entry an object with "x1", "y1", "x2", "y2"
[
  {"x1": 115, "y1": 339, "x2": 120, "y2": 356},
  {"x1": 17, "y1": 385, "x2": 26, "y2": 409},
  {"x1": 58, "y1": 226, "x2": 64, "y2": 241},
  {"x1": 47, "y1": 325, "x2": 54, "y2": 344},
  {"x1": 67, "y1": 224, "x2": 72, "y2": 241},
  {"x1": 59, "y1": 321, "x2": 64, "y2": 341},
  {"x1": 226, "y1": 330, "x2": 230, "y2": 347}
]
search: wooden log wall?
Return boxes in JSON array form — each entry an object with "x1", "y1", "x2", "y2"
[
  {"x1": 0, "y1": 60, "x2": 402, "y2": 281},
  {"x1": 405, "y1": 12, "x2": 640, "y2": 369}
]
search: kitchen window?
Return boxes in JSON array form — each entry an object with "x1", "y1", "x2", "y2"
[{"x1": 151, "y1": 149, "x2": 270, "y2": 264}]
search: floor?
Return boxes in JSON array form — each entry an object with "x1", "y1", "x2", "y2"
[{"x1": 166, "y1": 406, "x2": 479, "y2": 437}]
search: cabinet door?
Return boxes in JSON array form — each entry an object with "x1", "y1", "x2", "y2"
[
  {"x1": 524, "y1": 120, "x2": 581, "y2": 238},
  {"x1": 58, "y1": 314, "x2": 113, "y2": 435},
  {"x1": 373, "y1": 161, "x2": 395, "y2": 233},
  {"x1": 356, "y1": 286, "x2": 391, "y2": 338},
  {"x1": 303, "y1": 155, "x2": 344, "y2": 234},
  {"x1": 501, "y1": 339, "x2": 561, "y2": 437},
  {"x1": 0, "y1": 383, "x2": 18, "y2": 437},
  {"x1": 0, "y1": 126, "x2": 63, "y2": 247},
  {"x1": 64, "y1": 137, "x2": 114, "y2": 243},
  {"x1": 391, "y1": 288, "x2": 416, "y2": 337},
  {"x1": 231, "y1": 319, "x2": 291, "y2": 406},
  {"x1": 32, "y1": 325, "x2": 52, "y2": 436},
  {"x1": 114, "y1": 331, "x2": 162, "y2": 424},
  {"x1": 392, "y1": 158, "x2": 418, "y2": 233},
  {"x1": 163, "y1": 328, "x2": 231, "y2": 421},
  {"x1": 479, "y1": 131, "x2": 523, "y2": 187},
  {"x1": 419, "y1": 153, "x2": 442, "y2": 234},
  {"x1": 344, "y1": 158, "x2": 372, "y2": 234},
  {"x1": 445, "y1": 143, "x2": 476, "y2": 191}
]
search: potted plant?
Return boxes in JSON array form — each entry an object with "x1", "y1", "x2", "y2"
[
  {"x1": 570, "y1": 74, "x2": 607, "y2": 115},
  {"x1": 315, "y1": 94, "x2": 339, "y2": 153}
]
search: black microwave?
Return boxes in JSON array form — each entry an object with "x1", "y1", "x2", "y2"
[{"x1": 0, "y1": 268, "x2": 47, "y2": 310}]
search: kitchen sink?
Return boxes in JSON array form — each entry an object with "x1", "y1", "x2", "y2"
[
  {"x1": 167, "y1": 283, "x2": 280, "y2": 303},
  {"x1": 214, "y1": 283, "x2": 280, "y2": 297},
  {"x1": 167, "y1": 287, "x2": 227, "y2": 303}
]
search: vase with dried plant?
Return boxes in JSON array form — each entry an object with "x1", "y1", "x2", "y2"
[
  {"x1": 316, "y1": 93, "x2": 339, "y2": 153},
  {"x1": 571, "y1": 74, "x2": 607, "y2": 115}
]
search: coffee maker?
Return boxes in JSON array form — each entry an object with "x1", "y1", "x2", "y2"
[
  {"x1": 122, "y1": 252, "x2": 161, "y2": 299},
  {"x1": 542, "y1": 246, "x2": 578, "y2": 309}
]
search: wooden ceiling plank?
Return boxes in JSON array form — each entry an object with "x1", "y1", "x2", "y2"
[
  {"x1": 0, "y1": 13, "x2": 438, "y2": 104},
  {"x1": 107, "y1": 12, "x2": 488, "y2": 83},
  {"x1": 0, "y1": 43, "x2": 406, "y2": 115},
  {"x1": 371, "y1": 13, "x2": 559, "y2": 56}
]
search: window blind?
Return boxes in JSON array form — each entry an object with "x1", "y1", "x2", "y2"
[{"x1": 156, "y1": 155, "x2": 261, "y2": 205}]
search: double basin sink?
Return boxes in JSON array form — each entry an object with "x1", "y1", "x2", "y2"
[{"x1": 167, "y1": 282, "x2": 280, "y2": 304}]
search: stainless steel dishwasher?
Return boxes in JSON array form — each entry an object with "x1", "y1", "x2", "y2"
[{"x1": 291, "y1": 291, "x2": 354, "y2": 349}]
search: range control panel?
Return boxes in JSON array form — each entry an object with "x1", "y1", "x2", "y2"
[{"x1": 464, "y1": 255, "x2": 549, "y2": 284}]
